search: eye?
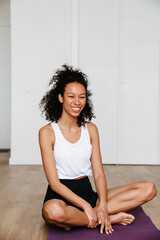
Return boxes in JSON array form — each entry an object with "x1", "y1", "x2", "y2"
[{"x1": 68, "y1": 96, "x2": 74, "y2": 98}]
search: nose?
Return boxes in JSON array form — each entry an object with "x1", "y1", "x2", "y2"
[{"x1": 74, "y1": 97, "x2": 80, "y2": 105}]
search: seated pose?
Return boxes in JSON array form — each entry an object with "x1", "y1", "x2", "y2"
[{"x1": 39, "y1": 65, "x2": 157, "y2": 234}]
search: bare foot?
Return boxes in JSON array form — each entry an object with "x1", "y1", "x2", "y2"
[{"x1": 110, "y1": 212, "x2": 135, "y2": 225}]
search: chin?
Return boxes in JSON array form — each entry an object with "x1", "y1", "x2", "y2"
[
  {"x1": 70, "y1": 111, "x2": 81, "y2": 117},
  {"x1": 72, "y1": 113, "x2": 80, "y2": 117}
]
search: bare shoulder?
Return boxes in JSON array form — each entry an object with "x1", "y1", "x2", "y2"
[
  {"x1": 39, "y1": 123, "x2": 53, "y2": 135},
  {"x1": 38, "y1": 123, "x2": 55, "y2": 143},
  {"x1": 86, "y1": 122, "x2": 99, "y2": 138},
  {"x1": 86, "y1": 121, "x2": 98, "y2": 131}
]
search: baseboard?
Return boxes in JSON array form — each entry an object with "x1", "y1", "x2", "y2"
[{"x1": 0, "y1": 149, "x2": 10, "y2": 152}]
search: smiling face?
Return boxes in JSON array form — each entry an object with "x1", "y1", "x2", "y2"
[{"x1": 58, "y1": 82, "x2": 86, "y2": 118}]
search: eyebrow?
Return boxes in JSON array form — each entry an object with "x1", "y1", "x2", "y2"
[{"x1": 67, "y1": 92, "x2": 86, "y2": 95}]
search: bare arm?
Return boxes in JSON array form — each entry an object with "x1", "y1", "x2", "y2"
[
  {"x1": 87, "y1": 122, "x2": 113, "y2": 234},
  {"x1": 87, "y1": 122, "x2": 107, "y2": 204}
]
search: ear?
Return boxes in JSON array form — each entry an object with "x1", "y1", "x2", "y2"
[{"x1": 58, "y1": 94, "x2": 63, "y2": 103}]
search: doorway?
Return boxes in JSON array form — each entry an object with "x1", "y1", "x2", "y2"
[{"x1": 0, "y1": 0, "x2": 11, "y2": 162}]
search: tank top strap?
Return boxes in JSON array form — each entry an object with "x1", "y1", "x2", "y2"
[
  {"x1": 51, "y1": 121, "x2": 59, "y2": 138},
  {"x1": 82, "y1": 123, "x2": 92, "y2": 148}
]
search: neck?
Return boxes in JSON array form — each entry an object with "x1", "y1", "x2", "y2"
[{"x1": 58, "y1": 113, "x2": 79, "y2": 129}]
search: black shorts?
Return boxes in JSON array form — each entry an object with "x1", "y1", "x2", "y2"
[{"x1": 43, "y1": 177, "x2": 98, "y2": 212}]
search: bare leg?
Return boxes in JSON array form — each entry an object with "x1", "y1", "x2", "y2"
[
  {"x1": 43, "y1": 199, "x2": 89, "y2": 228},
  {"x1": 106, "y1": 181, "x2": 157, "y2": 214},
  {"x1": 93, "y1": 181, "x2": 156, "y2": 225},
  {"x1": 42, "y1": 182, "x2": 157, "y2": 229},
  {"x1": 43, "y1": 199, "x2": 134, "y2": 228}
]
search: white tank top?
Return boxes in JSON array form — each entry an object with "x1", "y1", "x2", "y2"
[{"x1": 51, "y1": 122, "x2": 93, "y2": 179}]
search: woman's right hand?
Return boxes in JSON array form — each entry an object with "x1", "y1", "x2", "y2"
[{"x1": 83, "y1": 203, "x2": 98, "y2": 228}]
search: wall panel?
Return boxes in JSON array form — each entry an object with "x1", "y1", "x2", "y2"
[
  {"x1": 118, "y1": 0, "x2": 160, "y2": 164},
  {"x1": 79, "y1": 0, "x2": 120, "y2": 163}
]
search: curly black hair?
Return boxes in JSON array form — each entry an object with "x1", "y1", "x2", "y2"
[{"x1": 39, "y1": 64, "x2": 95, "y2": 126}]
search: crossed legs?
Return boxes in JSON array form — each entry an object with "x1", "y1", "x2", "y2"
[{"x1": 42, "y1": 181, "x2": 157, "y2": 228}]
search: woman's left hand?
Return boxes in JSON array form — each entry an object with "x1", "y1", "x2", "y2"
[{"x1": 96, "y1": 205, "x2": 114, "y2": 234}]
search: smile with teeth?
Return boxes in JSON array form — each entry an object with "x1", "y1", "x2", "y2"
[{"x1": 71, "y1": 107, "x2": 81, "y2": 112}]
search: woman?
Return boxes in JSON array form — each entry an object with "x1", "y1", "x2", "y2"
[{"x1": 39, "y1": 64, "x2": 157, "y2": 234}]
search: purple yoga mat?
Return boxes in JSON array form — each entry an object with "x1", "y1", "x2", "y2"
[{"x1": 47, "y1": 207, "x2": 160, "y2": 240}]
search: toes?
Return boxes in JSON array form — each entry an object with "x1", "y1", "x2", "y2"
[
  {"x1": 127, "y1": 218, "x2": 134, "y2": 222},
  {"x1": 125, "y1": 220, "x2": 133, "y2": 224},
  {"x1": 120, "y1": 217, "x2": 134, "y2": 225},
  {"x1": 65, "y1": 227, "x2": 71, "y2": 230},
  {"x1": 127, "y1": 214, "x2": 135, "y2": 220}
]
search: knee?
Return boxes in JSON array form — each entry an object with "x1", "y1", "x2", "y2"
[
  {"x1": 43, "y1": 202, "x2": 66, "y2": 223},
  {"x1": 143, "y1": 182, "x2": 157, "y2": 201}
]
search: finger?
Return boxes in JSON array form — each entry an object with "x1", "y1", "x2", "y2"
[
  {"x1": 89, "y1": 220, "x2": 94, "y2": 228},
  {"x1": 98, "y1": 218, "x2": 101, "y2": 225},
  {"x1": 111, "y1": 224, "x2": 114, "y2": 231},
  {"x1": 87, "y1": 222, "x2": 94, "y2": 228},
  {"x1": 107, "y1": 226, "x2": 113, "y2": 234},
  {"x1": 105, "y1": 222, "x2": 113, "y2": 234},
  {"x1": 100, "y1": 221, "x2": 105, "y2": 234},
  {"x1": 97, "y1": 214, "x2": 101, "y2": 225},
  {"x1": 108, "y1": 224, "x2": 114, "y2": 233},
  {"x1": 93, "y1": 218, "x2": 98, "y2": 228},
  {"x1": 87, "y1": 218, "x2": 92, "y2": 228},
  {"x1": 88, "y1": 217, "x2": 97, "y2": 228},
  {"x1": 105, "y1": 226, "x2": 109, "y2": 235},
  {"x1": 98, "y1": 214, "x2": 103, "y2": 226},
  {"x1": 90, "y1": 221, "x2": 96, "y2": 228},
  {"x1": 92, "y1": 215, "x2": 98, "y2": 228}
]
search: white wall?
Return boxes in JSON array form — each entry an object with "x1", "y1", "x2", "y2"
[
  {"x1": 79, "y1": 0, "x2": 120, "y2": 164},
  {"x1": 117, "y1": 0, "x2": 160, "y2": 164},
  {"x1": 10, "y1": 0, "x2": 160, "y2": 165},
  {"x1": 0, "y1": 0, "x2": 11, "y2": 149},
  {"x1": 10, "y1": 0, "x2": 72, "y2": 164},
  {"x1": 78, "y1": 0, "x2": 160, "y2": 164}
]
